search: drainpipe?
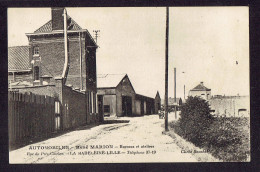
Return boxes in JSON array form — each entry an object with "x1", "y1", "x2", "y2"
[
  {"x1": 79, "y1": 32, "x2": 82, "y2": 90},
  {"x1": 62, "y1": 8, "x2": 69, "y2": 84}
]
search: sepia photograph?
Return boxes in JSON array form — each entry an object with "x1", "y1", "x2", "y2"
[{"x1": 8, "y1": 7, "x2": 250, "y2": 163}]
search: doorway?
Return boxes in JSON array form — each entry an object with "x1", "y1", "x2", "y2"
[
  {"x1": 98, "y1": 95, "x2": 104, "y2": 121},
  {"x1": 122, "y1": 96, "x2": 132, "y2": 116}
]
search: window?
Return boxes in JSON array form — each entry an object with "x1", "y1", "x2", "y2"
[
  {"x1": 104, "y1": 105, "x2": 110, "y2": 113},
  {"x1": 201, "y1": 94, "x2": 205, "y2": 95},
  {"x1": 96, "y1": 94, "x2": 98, "y2": 113},
  {"x1": 33, "y1": 46, "x2": 39, "y2": 56},
  {"x1": 34, "y1": 66, "x2": 40, "y2": 80},
  {"x1": 55, "y1": 101, "x2": 60, "y2": 114}
]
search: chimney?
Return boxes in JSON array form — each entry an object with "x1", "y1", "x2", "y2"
[
  {"x1": 200, "y1": 82, "x2": 204, "y2": 85},
  {"x1": 51, "y1": 7, "x2": 65, "y2": 31}
]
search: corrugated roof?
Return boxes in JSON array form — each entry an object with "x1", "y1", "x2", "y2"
[
  {"x1": 191, "y1": 82, "x2": 211, "y2": 91},
  {"x1": 97, "y1": 74, "x2": 126, "y2": 88},
  {"x1": 34, "y1": 16, "x2": 82, "y2": 33},
  {"x1": 8, "y1": 46, "x2": 31, "y2": 71}
]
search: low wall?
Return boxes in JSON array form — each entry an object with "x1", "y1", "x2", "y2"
[{"x1": 10, "y1": 85, "x2": 59, "y2": 97}]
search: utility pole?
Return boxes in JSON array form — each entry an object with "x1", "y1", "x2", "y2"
[
  {"x1": 174, "y1": 68, "x2": 177, "y2": 119},
  {"x1": 182, "y1": 71, "x2": 186, "y2": 101},
  {"x1": 93, "y1": 30, "x2": 100, "y2": 44},
  {"x1": 79, "y1": 32, "x2": 83, "y2": 90},
  {"x1": 184, "y1": 85, "x2": 185, "y2": 100},
  {"x1": 164, "y1": 7, "x2": 169, "y2": 131}
]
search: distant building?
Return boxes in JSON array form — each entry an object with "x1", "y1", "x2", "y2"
[
  {"x1": 154, "y1": 91, "x2": 161, "y2": 114},
  {"x1": 189, "y1": 82, "x2": 211, "y2": 100},
  {"x1": 168, "y1": 97, "x2": 182, "y2": 106}
]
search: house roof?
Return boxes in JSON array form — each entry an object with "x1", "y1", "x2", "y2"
[
  {"x1": 8, "y1": 46, "x2": 31, "y2": 72},
  {"x1": 135, "y1": 93, "x2": 154, "y2": 101},
  {"x1": 9, "y1": 81, "x2": 32, "y2": 87},
  {"x1": 190, "y1": 82, "x2": 211, "y2": 91},
  {"x1": 30, "y1": 13, "x2": 97, "y2": 48},
  {"x1": 34, "y1": 16, "x2": 82, "y2": 33},
  {"x1": 97, "y1": 74, "x2": 127, "y2": 88},
  {"x1": 156, "y1": 91, "x2": 160, "y2": 99}
]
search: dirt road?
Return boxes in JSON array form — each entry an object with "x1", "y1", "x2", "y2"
[{"x1": 9, "y1": 114, "x2": 218, "y2": 163}]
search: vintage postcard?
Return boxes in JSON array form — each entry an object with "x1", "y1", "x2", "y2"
[{"x1": 8, "y1": 7, "x2": 250, "y2": 163}]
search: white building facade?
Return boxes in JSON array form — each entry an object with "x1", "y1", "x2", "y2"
[{"x1": 189, "y1": 82, "x2": 211, "y2": 100}]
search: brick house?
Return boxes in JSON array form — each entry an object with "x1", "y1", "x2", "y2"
[{"x1": 8, "y1": 7, "x2": 101, "y2": 130}]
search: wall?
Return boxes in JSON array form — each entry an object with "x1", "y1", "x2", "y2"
[
  {"x1": 144, "y1": 101, "x2": 147, "y2": 114},
  {"x1": 8, "y1": 72, "x2": 33, "y2": 83},
  {"x1": 209, "y1": 96, "x2": 250, "y2": 117},
  {"x1": 97, "y1": 88, "x2": 116, "y2": 95},
  {"x1": 62, "y1": 85, "x2": 88, "y2": 129},
  {"x1": 135, "y1": 94, "x2": 155, "y2": 115},
  {"x1": 116, "y1": 76, "x2": 136, "y2": 116},
  {"x1": 28, "y1": 32, "x2": 88, "y2": 90},
  {"x1": 135, "y1": 100, "x2": 141, "y2": 115},
  {"x1": 189, "y1": 90, "x2": 211, "y2": 100}
]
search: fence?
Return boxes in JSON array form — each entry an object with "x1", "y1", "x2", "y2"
[{"x1": 8, "y1": 91, "x2": 55, "y2": 148}]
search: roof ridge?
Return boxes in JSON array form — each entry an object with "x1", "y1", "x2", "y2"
[
  {"x1": 34, "y1": 20, "x2": 52, "y2": 33},
  {"x1": 34, "y1": 15, "x2": 82, "y2": 33},
  {"x1": 8, "y1": 45, "x2": 30, "y2": 48},
  {"x1": 97, "y1": 73, "x2": 126, "y2": 76},
  {"x1": 67, "y1": 15, "x2": 82, "y2": 30},
  {"x1": 191, "y1": 82, "x2": 211, "y2": 91}
]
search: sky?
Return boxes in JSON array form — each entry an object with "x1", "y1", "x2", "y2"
[{"x1": 8, "y1": 7, "x2": 249, "y2": 98}]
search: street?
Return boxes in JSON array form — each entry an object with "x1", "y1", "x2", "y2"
[{"x1": 9, "y1": 113, "x2": 218, "y2": 163}]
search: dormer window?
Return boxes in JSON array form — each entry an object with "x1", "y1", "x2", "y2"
[{"x1": 33, "y1": 46, "x2": 39, "y2": 56}]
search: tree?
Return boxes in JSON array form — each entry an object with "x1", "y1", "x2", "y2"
[{"x1": 179, "y1": 96, "x2": 213, "y2": 145}]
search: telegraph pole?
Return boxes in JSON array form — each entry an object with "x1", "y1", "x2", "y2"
[
  {"x1": 165, "y1": 7, "x2": 169, "y2": 131},
  {"x1": 174, "y1": 68, "x2": 177, "y2": 119},
  {"x1": 93, "y1": 30, "x2": 100, "y2": 44},
  {"x1": 182, "y1": 71, "x2": 186, "y2": 101},
  {"x1": 184, "y1": 85, "x2": 185, "y2": 100}
]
